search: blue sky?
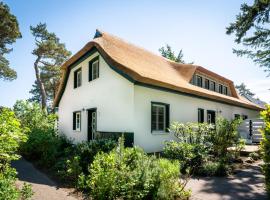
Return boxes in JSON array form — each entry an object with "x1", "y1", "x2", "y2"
[{"x1": 1, "y1": 0, "x2": 269, "y2": 107}]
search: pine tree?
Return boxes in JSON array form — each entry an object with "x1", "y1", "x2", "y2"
[
  {"x1": 0, "y1": 2, "x2": 21, "y2": 81},
  {"x1": 235, "y1": 83, "x2": 255, "y2": 97},
  {"x1": 30, "y1": 23, "x2": 71, "y2": 111},
  {"x1": 226, "y1": 0, "x2": 270, "y2": 75},
  {"x1": 159, "y1": 44, "x2": 192, "y2": 64}
]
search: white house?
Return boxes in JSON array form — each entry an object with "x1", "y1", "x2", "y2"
[{"x1": 53, "y1": 30, "x2": 263, "y2": 153}]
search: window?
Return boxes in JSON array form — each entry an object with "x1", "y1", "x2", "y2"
[
  {"x1": 196, "y1": 75, "x2": 203, "y2": 87},
  {"x1": 198, "y1": 108, "x2": 204, "y2": 123},
  {"x1": 219, "y1": 84, "x2": 223, "y2": 94},
  {"x1": 210, "y1": 81, "x2": 216, "y2": 91},
  {"x1": 205, "y1": 79, "x2": 210, "y2": 89},
  {"x1": 207, "y1": 110, "x2": 216, "y2": 124},
  {"x1": 89, "y1": 57, "x2": 99, "y2": 81},
  {"x1": 224, "y1": 86, "x2": 228, "y2": 95},
  {"x1": 74, "y1": 68, "x2": 82, "y2": 88},
  {"x1": 234, "y1": 114, "x2": 240, "y2": 119},
  {"x1": 242, "y1": 115, "x2": 248, "y2": 120},
  {"x1": 151, "y1": 102, "x2": 169, "y2": 132},
  {"x1": 73, "y1": 111, "x2": 81, "y2": 131}
]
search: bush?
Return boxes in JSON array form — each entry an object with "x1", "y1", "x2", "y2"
[
  {"x1": 163, "y1": 141, "x2": 207, "y2": 173},
  {"x1": 249, "y1": 152, "x2": 260, "y2": 161},
  {"x1": 0, "y1": 108, "x2": 29, "y2": 200},
  {"x1": 260, "y1": 105, "x2": 270, "y2": 194},
  {"x1": 197, "y1": 160, "x2": 231, "y2": 176},
  {"x1": 81, "y1": 138, "x2": 190, "y2": 200}
]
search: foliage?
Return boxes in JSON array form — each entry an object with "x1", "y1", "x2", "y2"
[
  {"x1": 260, "y1": 104, "x2": 270, "y2": 194},
  {"x1": 166, "y1": 118, "x2": 242, "y2": 176},
  {"x1": 163, "y1": 141, "x2": 207, "y2": 173},
  {"x1": 0, "y1": 108, "x2": 30, "y2": 200},
  {"x1": 209, "y1": 117, "x2": 242, "y2": 157},
  {"x1": 30, "y1": 23, "x2": 71, "y2": 110},
  {"x1": 226, "y1": 0, "x2": 270, "y2": 75},
  {"x1": 197, "y1": 160, "x2": 231, "y2": 177},
  {"x1": 0, "y1": 166, "x2": 19, "y2": 200},
  {"x1": 81, "y1": 138, "x2": 190, "y2": 200},
  {"x1": 0, "y1": 2, "x2": 21, "y2": 81},
  {"x1": 235, "y1": 83, "x2": 255, "y2": 97},
  {"x1": 0, "y1": 108, "x2": 28, "y2": 165},
  {"x1": 159, "y1": 44, "x2": 192, "y2": 64},
  {"x1": 20, "y1": 183, "x2": 34, "y2": 200},
  {"x1": 249, "y1": 152, "x2": 260, "y2": 161}
]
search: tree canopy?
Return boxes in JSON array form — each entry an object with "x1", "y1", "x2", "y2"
[
  {"x1": 30, "y1": 23, "x2": 71, "y2": 111},
  {"x1": 226, "y1": 0, "x2": 270, "y2": 75},
  {"x1": 0, "y1": 2, "x2": 21, "y2": 81},
  {"x1": 235, "y1": 83, "x2": 255, "y2": 97},
  {"x1": 159, "y1": 44, "x2": 192, "y2": 64}
]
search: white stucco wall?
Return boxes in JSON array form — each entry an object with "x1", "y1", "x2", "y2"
[
  {"x1": 58, "y1": 52, "x2": 134, "y2": 143},
  {"x1": 133, "y1": 85, "x2": 259, "y2": 152}
]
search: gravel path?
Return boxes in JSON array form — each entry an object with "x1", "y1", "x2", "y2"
[
  {"x1": 12, "y1": 158, "x2": 81, "y2": 200},
  {"x1": 187, "y1": 161, "x2": 267, "y2": 200}
]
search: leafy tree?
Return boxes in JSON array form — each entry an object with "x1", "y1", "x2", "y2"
[
  {"x1": 30, "y1": 23, "x2": 71, "y2": 111},
  {"x1": 235, "y1": 83, "x2": 255, "y2": 97},
  {"x1": 226, "y1": 0, "x2": 270, "y2": 75},
  {"x1": 159, "y1": 44, "x2": 192, "y2": 64},
  {"x1": 0, "y1": 2, "x2": 21, "y2": 81}
]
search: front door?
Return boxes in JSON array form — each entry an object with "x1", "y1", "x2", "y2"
[{"x1": 87, "y1": 109, "x2": 97, "y2": 141}]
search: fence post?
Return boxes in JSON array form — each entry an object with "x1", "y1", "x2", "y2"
[{"x1": 249, "y1": 120, "x2": 253, "y2": 140}]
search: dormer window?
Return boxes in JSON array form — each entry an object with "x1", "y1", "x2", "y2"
[
  {"x1": 205, "y1": 79, "x2": 210, "y2": 89},
  {"x1": 196, "y1": 75, "x2": 203, "y2": 87},
  {"x1": 224, "y1": 86, "x2": 228, "y2": 95},
  {"x1": 74, "y1": 68, "x2": 82, "y2": 88},
  {"x1": 219, "y1": 84, "x2": 223, "y2": 94},
  {"x1": 210, "y1": 81, "x2": 216, "y2": 91}
]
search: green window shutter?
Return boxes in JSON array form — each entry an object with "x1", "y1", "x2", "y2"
[
  {"x1": 74, "y1": 71, "x2": 77, "y2": 88},
  {"x1": 73, "y1": 112, "x2": 76, "y2": 130},
  {"x1": 165, "y1": 104, "x2": 170, "y2": 132},
  {"x1": 89, "y1": 61, "x2": 93, "y2": 81}
]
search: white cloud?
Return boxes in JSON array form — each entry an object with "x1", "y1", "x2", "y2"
[{"x1": 247, "y1": 79, "x2": 270, "y2": 103}]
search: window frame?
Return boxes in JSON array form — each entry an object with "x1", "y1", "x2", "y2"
[
  {"x1": 73, "y1": 111, "x2": 81, "y2": 131},
  {"x1": 224, "y1": 86, "x2": 228, "y2": 95},
  {"x1": 207, "y1": 110, "x2": 216, "y2": 124},
  {"x1": 151, "y1": 102, "x2": 170, "y2": 133},
  {"x1": 89, "y1": 56, "x2": 99, "y2": 82},
  {"x1": 74, "y1": 68, "x2": 82, "y2": 89}
]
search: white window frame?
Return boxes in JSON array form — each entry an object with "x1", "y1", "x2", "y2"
[
  {"x1": 92, "y1": 60, "x2": 99, "y2": 80},
  {"x1": 75, "y1": 112, "x2": 81, "y2": 131},
  {"x1": 152, "y1": 104, "x2": 166, "y2": 132},
  {"x1": 196, "y1": 75, "x2": 203, "y2": 87}
]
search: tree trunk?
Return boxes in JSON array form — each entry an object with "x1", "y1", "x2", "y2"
[{"x1": 34, "y1": 57, "x2": 47, "y2": 113}]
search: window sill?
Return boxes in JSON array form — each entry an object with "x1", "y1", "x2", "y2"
[
  {"x1": 151, "y1": 131, "x2": 169, "y2": 135},
  {"x1": 74, "y1": 130, "x2": 81, "y2": 132}
]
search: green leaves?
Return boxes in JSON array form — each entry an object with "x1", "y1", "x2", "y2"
[
  {"x1": 0, "y1": 2, "x2": 21, "y2": 81},
  {"x1": 226, "y1": 0, "x2": 270, "y2": 75}
]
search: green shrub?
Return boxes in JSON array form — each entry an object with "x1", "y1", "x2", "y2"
[
  {"x1": 260, "y1": 105, "x2": 270, "y2": 194},
  {"x1": 163, "y1": 141, "x2": 207, "y2": 173},
  {"x1": 82, "y1": 138, "x2": 190, "y2": 200},
  {"x1": 249, "y1": 152, "x2": 260, "y2": 161},
  {"x1": 197, "y1": 160, "x2": 230, "y2": 176},
  {"x1": 20, "y1": 183, "x2": 33, "y2": 200},
  {"x1": 0, "y1": 108, "x2": 29, "y2": 200}
]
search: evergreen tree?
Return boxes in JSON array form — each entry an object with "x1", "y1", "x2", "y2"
[
  {"x1": 0, "y1": 2, "x2": 21, "y2": 81},
  {"x1": 30, "y1": 23, "x2": 71, "y2": 111},
  {"x1": 235, "y1": 83, "x2": 255, "y2": 97},
  {"x1": 226, "y1": 0, "x2": 270, "y2": 75},
  {"x1": 159, "y1": 44, "x2": 192, "y2": 64}
]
